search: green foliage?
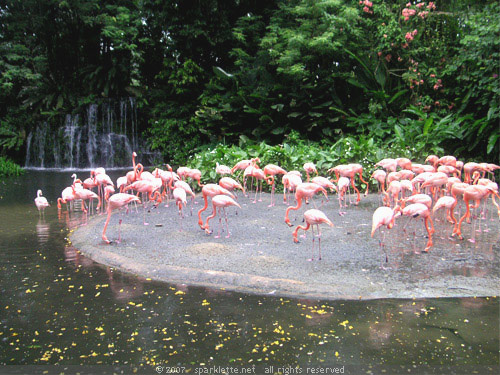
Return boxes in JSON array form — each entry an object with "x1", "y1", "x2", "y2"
[
  {"x1": 0, "y1": 0, "x2": 498, "y2": 165},
  {"x1": 0, "y1": 156, "x2": 24, "y2": 177},
  {"x1": 184, "y1": 129, "x2": 450, "y2": 191}
]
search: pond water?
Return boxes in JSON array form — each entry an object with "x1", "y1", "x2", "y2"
[{"x1": 0, "y1": 171, "x2": 498, "y2": 373}]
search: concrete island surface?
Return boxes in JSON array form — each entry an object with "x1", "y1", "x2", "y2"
[{"x1": 70, "y1": 193, "x2": 500, "y2": 300}]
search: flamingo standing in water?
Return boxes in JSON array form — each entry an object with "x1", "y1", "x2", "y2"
[
  {"x1": 72, "y1": 185, "x2": 101, "y2": 214},
  {"x1": 371, "y1": 205, "x2": 401, "y2": 264},
  {"x1": 284, "y1": 183, "x2": 328, "y2": 226},
  {"x1": 34, "y1": 190, "x2": 50, "y2": 216},
  {"x1": 204, "y1": 195, "x2": 241, "y2": 238},
  {"x1": 197, "y1": 184, "x2": 235, "y2": 229},
  {"x1": 264, "y1": 164, "x2": 287, "y2": 207},
  {"x1": 57, "y1": 186, "x2": 76, "y2": 211},
  {"x1": 102, "y1": 193, "x2": 141, "y2": 244},
  {"x1": 292, "y1": 209, "x2": 333, "y2": 261}
]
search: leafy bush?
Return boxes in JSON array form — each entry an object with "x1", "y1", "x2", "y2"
[
  {"x1": 185, "y1": 131, "x2": 414, "y2": 191},
  {"x1": 0, "y1": 156, "x2": 24, "y2": 177}
]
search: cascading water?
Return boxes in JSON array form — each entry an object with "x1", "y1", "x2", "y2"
[{"x1": 25, "y1": 98, "x2": 159, "y2": 169}]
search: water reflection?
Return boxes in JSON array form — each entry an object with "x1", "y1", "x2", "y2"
[
  {"x1": 0, "y1": 171, "x2": 498, "y2": 371},
  {"x1": 35, "y1": 217, "x2": 50, "y2": 244}
]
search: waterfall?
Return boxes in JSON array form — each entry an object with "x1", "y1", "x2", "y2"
[
  {"x1": 86, "y1": 104, "x2": 98, "y2": 168},
  {"x1": 25, "y1": 98, "x2": 160, "y2": 169},
  {"x1": 63, "y1": 114, "x2": 80, "y2": 169}
]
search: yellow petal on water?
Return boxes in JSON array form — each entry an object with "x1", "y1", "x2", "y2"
[
  {"x1": 335, "y1": 351, "x2": 339, "y2": 357},
  {"x1": 175, "y1": 290, "x2": 185, "y2": 295}
]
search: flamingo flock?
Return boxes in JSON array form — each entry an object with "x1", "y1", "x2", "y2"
[{"x1": 35, "y1": 151, "x2": 499, "y2": 264}]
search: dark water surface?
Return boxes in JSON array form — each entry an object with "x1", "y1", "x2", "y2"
[{"x1": 0, "y1": 171, "x2": 498, "y2": 373}]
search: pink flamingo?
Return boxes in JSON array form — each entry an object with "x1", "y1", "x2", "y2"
[
  {"x1": 34, "y1": 190, "x2": 50, "y2": 217},
  {"x1": 387, "y1": 171, "x2": 403, "y2": 185},
  {"x1": 375, "y1": 158, "x2": 397, "y2": 173},
  {"x1": 328, "y1": 164, "x2": 368, "y2": 203},
  {"x1": 383, "y1": 180, "x2": 401, "y2": 207},
  {"x1": 371, "y1": 170, "x2": 387, "y2": 194},
  {"x1": 411, "y1": 172, "x2": 434, "y2": 193},
  {"x1": 437, "y1": 155, "x2": 457, "y2": 167},
  {"x1": 173, "y1": 187, "x2": 187, "y2": 230},
  {"x1": 218, "y1": 177, "x2": 245, "y2": 198},
  {"x1": 303, "y1": 162, "x2": 317, "y2": 182},
  {"x1": 72, "y1": 186, "x2": 101, "y2": 214},
  {"x1": 453, "y1": 185, "x2": 500, "y2": 240},
  {"x1": 337, "y1": 177, "x2": 350, "y2": 215},
  {"x1": 57, "y1": 186, "x2": 76, "y2": 211},
  {"x1": 282, "y1": 173, "x2": 302, "y2": 205},
  {"x1": 231, "y1": 159, "x2": 252, "y2": 174},
  {"x1": 173, "y1": 180, "x2": 196, "y2": 215},
  {"x1": 204, "y1": 195, "x2": 241, "y2": 238},
  {"x1": 83, "y1": 174, "x2": 98, "y2": 190},
  {"x1": 216, "y1": 162, "x2": 232, "y2": 176},
  {"x1": 463, "y1": 162, "x2": 484, "y2": 184},
  {"x1": 399, "y1": 169, "x2": 415, "y2": 180},
  {"x1": 124, "y1": 180, "x2": 161, "y2": 225},
  {"x1": 311, "y1": 176, "x2": 335, "y2": 207},
  {"x1": 102, "y1": 193, "x2": 141, "y2": 244},
  {"x1": 177, "y1": 166, "x2": 191, "y2": 181},
  {"x1": 371, "y1": 205, "x2": 401, "y2": 264},
  {"x1": 411, "y1": 163, "x2": 435, "y2": 174},
  {"x1": 400, "y1": 203, "x2": 434, "y2": 253},
  {"x1": 432, "y1": 196, "x2": 457, "y2": 225},
  {"x1": 117, "y1": 176, "x2": 128, "y2": 193},
  {"x1": 402, "y1": 193, "x2": 432, "y2": 209},
  {"x1": 425, "y1": 155, "x2": 439, "y2": 169},
  {"x1": 437, "y1": 165, "x2": 460, "y2": 178},
  {"x1": 186, "y1": 168, "x2": 204, "y2": 189},
  {"x1": 395, "y1": 157, "x2": 412, "y2": 170},
  {"x1": 197, "y1": 184, "x2": 235, "y2": 229},
  {"x1": 292, "y1": 209, "x2": 333, "y2": 261},
  {"x1": 245, "y1": 166, "x2": 271, "y2": 203},
  {"x1": 400, "y1": 179, "x2": 413, "y2": 198},
  {"x1": 284, "y1": 183, "x2": 328, "y2": 226},
  {"x1": 264, "y1": 164, "x2": 287, "y2": 207},
  {"x1": 420, "y1": 172, "x2": 448, "y2": 199},
  {"x1": 126, "y1": 152, "x2": 140, "y2": 185}
]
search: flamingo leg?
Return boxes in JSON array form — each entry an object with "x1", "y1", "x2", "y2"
[
  {"x1": 453, "y1": 198, "x2": 470, "y2": 240},
  {"x1": 309, "y1": 224, "x2": 315, "y2": 261},
  {"x1": 116, "y1": 219, "x2": 122, "y2": 243},
  {"x1": 317, "y1": 224, "x2": 322, "y2": 261},
  {"x1": 102, "y1": 209, "x2": 113, "y2": 244},
  {"x1": 423, "y1": 217, "x2": 433, "y2": 252},
  {"x1": 351, "y1": 178, "x2": 361, "y2": 204},
  {"x1": 224, "y1": 207, "x2": 231, "y2": 238},
  {"x1": 215, "y1": 207, "x2": 222, "y2": 239}
]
